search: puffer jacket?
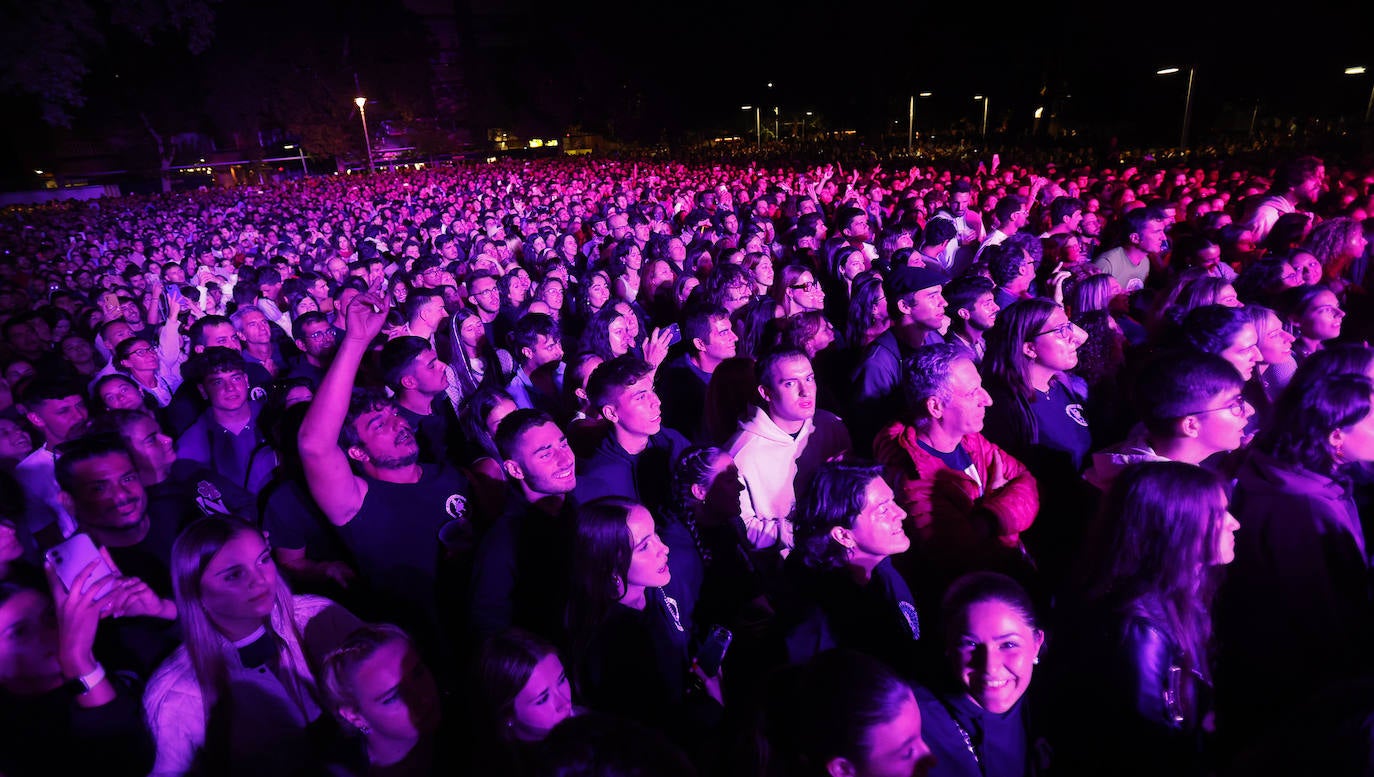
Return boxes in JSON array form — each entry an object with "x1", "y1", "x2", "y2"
[{"x1": 873, "y1": 424, "x2": 1038, "y2": 578}]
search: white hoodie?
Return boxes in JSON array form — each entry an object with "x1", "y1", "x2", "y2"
[{"x1": 728, "y1": 405, "x2": 814, "y2": 552}]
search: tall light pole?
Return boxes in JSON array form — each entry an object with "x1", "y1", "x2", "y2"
[
  {"x1": 285, "y1": 144, "x2": 307, "y2": 176},
  {"x1": 1346, "y1": 66, "x2": 1373, "y2": 123},
  {"x1": 908, "y1": 92, "x2": 932, "y2": 152},
  {"x1": 354, "y1": 96, "x2": 375, "y2": 174},
  {"x1": 1156, "y1": 66, "x2": 1196, "y2": 150},
  {"x1": 742, "y1": 105, "x2": 760, "y2": 151},
  {"x1": 974, "y1": 95, "x2": 989, "y2": 138}
]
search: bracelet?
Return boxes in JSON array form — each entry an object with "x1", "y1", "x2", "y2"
[{"x1": 77, "y1": 663, "x2": 106, "y2": 693}]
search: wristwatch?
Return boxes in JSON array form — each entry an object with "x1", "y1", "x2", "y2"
[{"x1": 76, "y1": 663, "x2": 107, "y2": 693}]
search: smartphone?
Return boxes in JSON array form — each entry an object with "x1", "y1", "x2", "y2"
[
  {"x1": 100, "y1": 292, "x2": 120, "y2": 311},
  {"x1": 45, "y1": 533, "x2": 115, "y2": 595},
  {"x1": 695, "y1": 624, "x2": 733, "y2": 678},
  {"x1": 665, "y1": 323, "x2": 682, "y2": 347}
]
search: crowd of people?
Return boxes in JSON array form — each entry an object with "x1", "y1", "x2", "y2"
[{"x1": 0, "y1": 152, "x2": 1373, "y2": 776}]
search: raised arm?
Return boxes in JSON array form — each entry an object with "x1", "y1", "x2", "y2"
[{"x1": 298, "y1": 292, "x2": 388, "y2": 526}]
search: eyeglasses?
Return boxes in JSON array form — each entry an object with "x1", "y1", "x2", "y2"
[
  {"x1": 126, "y1": 346, "x2": 155, "y2": 357},
  {"x1": 1035, "y1": 321, "x2": 1081, "y2": 341},
  {"x1": 473, "y1": 287, "x2": 500, "y2": 297},
  {"x1": 1173, "y1": 395, "x2": 1249, "y2": 419},
  {"x1": 305, "y1": 328, "x2": 337, "y2": 341},
  {"x1": 790, "y1": 280, "x2": 820, "y2": 292}
]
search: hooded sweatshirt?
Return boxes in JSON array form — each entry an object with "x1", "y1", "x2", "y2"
[{"x1": 728, "y1": 405, "x2": 813, "y2": 551}]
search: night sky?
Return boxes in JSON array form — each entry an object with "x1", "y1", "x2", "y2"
[{"x1": 0, "y1": 0, "x2": 1368, "y2": 183}]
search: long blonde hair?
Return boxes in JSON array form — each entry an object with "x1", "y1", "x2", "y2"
[{"x1": 171, "y1": 516, "x2": 315, "y2": 718}]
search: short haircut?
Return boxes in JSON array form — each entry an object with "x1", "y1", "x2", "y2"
[
  {"x1": 293, "y1": 310, "x2": 330, "y2": 335},
  {"x1": 1134, "y1": 350, "x2": 1245, "y2": 436},
  {"x1": 1049, "y1": 196, "x2": 1084, "y2": 224},
  {"x1": 586, "y1": 355, "x2": 653, "y2": 415},
  {"x1": 379, "y1": 336, "x2": 431, "y2": 392},
  {"x1": 493, "y1": 408, "x2": 557, "y2": 461},
  {"x1": 994, "y1": 195, "x2": 1025, "y2": 224},
  {"x1": 54, "y1": 432, "x2": 130, "y2": 494},
  {"x1": 183, "y1": 347, "x2": 249, "y2": 387},
  {"x1": 901, "y1": 344, "x2": 968, "y2": 424},
  {"x1": 943, "y1": 275, "x2": 996, "y2": 316},
  {"x1": 18, "y1": 373, "x2": 87, "y2": 409},
  {"x1": 986, "y1": 242, "x2": 1028, "y2": 287},
  {"x1": 919, "y1": 217, "x2": 957, "y2": 248},
  {"x1": 755, "y1": 347, "x2": 811, "y2": 390},
  {"x1": 403, "y1": 288, "x2": 444, "y2": 323},
  {"x1": 681, "y1": 302, "x2": 728, "y2": 356},
  {"x1": 1180, "y1": 305, "x2": 1250, "y2": 357},
  {"x1": 508, "y1": 313, "x2": 560, "y2": 365},
  {"x1": 187, "y1": 315, "x2": 232, "y2": 348}
]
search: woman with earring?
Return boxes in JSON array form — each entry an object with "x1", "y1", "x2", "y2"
[
  {"x1": 563, "y1": 497, "x2": 722, "y2": 737},
  {"x1": 320, "y1": 623, "x2": 448, "y2": 776},
  {"x1": 916, "y1": 571, "x2": 1048, "y2": 777},
  {"x1": 784, "y1": 461, "x2": 926, "y2": 680}
]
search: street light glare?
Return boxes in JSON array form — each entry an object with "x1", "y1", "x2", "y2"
[
  {"x1": 1346, "y1": 66, "x2": 1368, "y2": 75},
  {"x1": 354, "y1": 96, "x2": 367, "y2": 108},
  {"x1": 973, "y1": 95, "x2": 983, "y2": 100},
  {"x1": 919, "y1": 92, "x2": 933, "y2": 97},
  {"x1": 740, "y1": 105, "x2": 751, "y2": 110},
  {"x1": 1157, "y1": 67, "x2": 1180, "y2": 75}
]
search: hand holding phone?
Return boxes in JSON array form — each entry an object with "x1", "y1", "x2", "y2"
[
  {"x1": 694, "y1": 624, "x2": 732, "y2": 678},
  {"x1": 45, "y1": 533, "x2": 116, "y2": 596}
]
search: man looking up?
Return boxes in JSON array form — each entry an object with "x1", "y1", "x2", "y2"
[
  {"x1": 298, "y1": 292, "x2": 472, "y2": 654},
  {"x1": 852, "y1": 265, "x2": 949, "y2": 455},
  {"x1": 469, "y1": 408, "x2": 577, "y2": 643},
  {"x1": 574, "y1": 355, "x2": 689, "y2": 511}
]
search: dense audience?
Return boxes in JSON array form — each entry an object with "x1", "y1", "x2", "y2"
[{"x1": 1, "y1": 152, "x2": 1373, "y2": 776}]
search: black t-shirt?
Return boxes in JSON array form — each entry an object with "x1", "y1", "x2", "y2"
[
  {"x1": 338, "y1": 464, "x2": 471, "y2": 648},
  {"x1": 1029, "y1": 378, "x2": 1093, "y2": 472}
]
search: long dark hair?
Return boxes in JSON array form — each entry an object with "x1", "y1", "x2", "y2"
[
  {"x1": 759, "y1": 649, "x2": 916, "y2": 777},
  {"x1": 1255, "y1": 373, "x2": 1374, "y2": 477},
  {"x1": 983, "y1": 297, "x2": 1060, "y2": 400},
  {"x1": 1081, "y1": 461, "x2": 1228, "y2": 680},
  {"x1": 564, "y1": 497, "x2": 637, "y2": 668}
]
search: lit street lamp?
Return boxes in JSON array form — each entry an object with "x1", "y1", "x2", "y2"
[
  {"x1": 742, "y1": 105, "x2": 761, "y2": 151},
  {"x1": 284, "y1": 144, "x2": 307, "y2": 176},
  {"x1": 909, "y1": 92, "x2": 932, "y2": 152},
  {"x1": 354, "y1": 96, "x2": 375, "y2": 174},
  {"x1": 974, "y1": 95, "x2": 989, "y2": 139},
  {"x1": 1345, "y1": 66, "x2": 1372, "y2": 123},
  {"x1": 1156, "y1": 66, "x2": 1196, "y2": 150}
]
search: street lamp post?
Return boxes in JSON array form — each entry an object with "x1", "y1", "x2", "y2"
[
  {"x1": 908, "y1": 92, "x2": 933, "y2": 152},
  {"x1": 1346, "y1": 66, "x2": 1373, "y2": 123},
  {"x1": 1156, "y1": 66, "x2": 1196, "y2": 150},
  {"x1": 742, "y1": 105, "x2": 761, "y2": 151},
  {"x1": 354, "y1": 96, "x2": 375, "y2": 174},
  {"x1": 974, "y1": 95, "x2": 989, "y2": 138},
  {"x1": 285, "y1": 144, "x2": 307, "y2": 176}
]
